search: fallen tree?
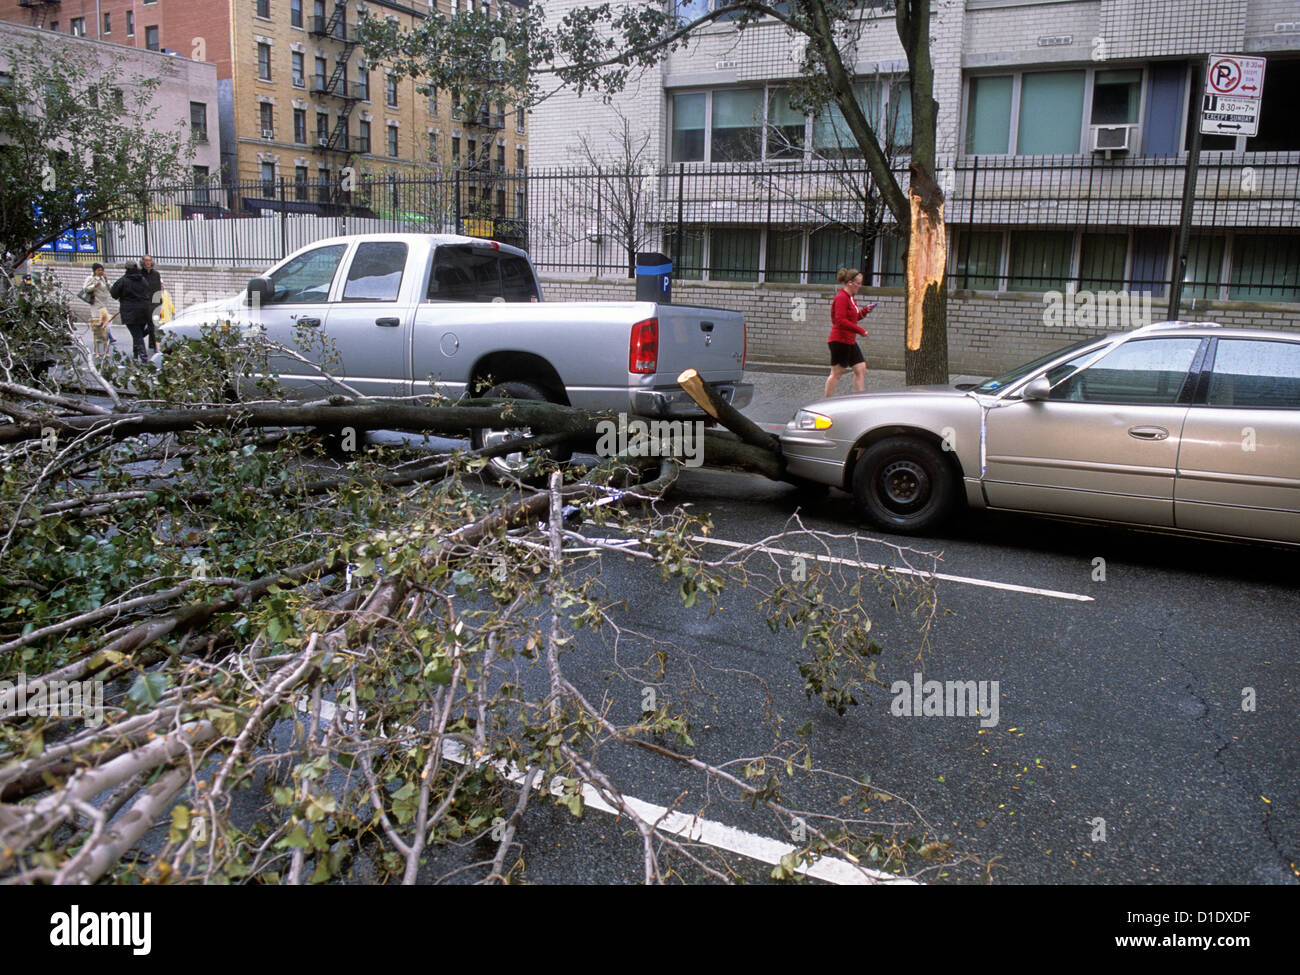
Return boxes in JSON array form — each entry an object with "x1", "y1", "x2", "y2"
[{"x1": 0, "y1": 322, "x2": 975, "y2": 884}]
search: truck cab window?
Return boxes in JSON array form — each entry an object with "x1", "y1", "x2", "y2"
[
  {"x1": 500, "y1": 256, "x2": 540, "y2": 301},
  {"x1": 343, "y1": 241, "x2": 408, "y2": 301},
  {"x1": 427, "y1": 245, "x2": 502, "y2": 302},
  {"x1": 266, "y1": 244, "x2": 347, "y2": 303}
]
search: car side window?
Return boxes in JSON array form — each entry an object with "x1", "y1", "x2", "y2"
[
  {"x1": 426, "y1": 245, "x2": 501, "y2": 302},
  {"x1": 1048, "y1": 338, "x2": 1201, "y2": 405},
  {"x1": 1206, "y1": 339, "x2": 1300, "y2": 408},
  {"x1": 266, "y1": 244, "x2": 347, "y2": 304},
  {"x1": 342, "y1": 241, "x2": 408, "y2": 302}
]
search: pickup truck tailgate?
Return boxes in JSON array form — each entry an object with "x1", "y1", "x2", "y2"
[{"x1": 653, "y1": 304, "x2": 746, "y2": 383}]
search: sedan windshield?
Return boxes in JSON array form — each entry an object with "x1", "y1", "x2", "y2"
[{"x1": 972, "y1": 335, "x2": 1109, "y2": 394}]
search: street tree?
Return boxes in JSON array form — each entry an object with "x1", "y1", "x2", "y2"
[
  {"x1": 0, "y1": 40, "x2": 190, "y2": 279},
  {"x1": 358, "y1": 0, "x2": 953, "y2": 383}
]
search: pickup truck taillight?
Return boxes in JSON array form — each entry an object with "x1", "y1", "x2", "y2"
[{"x1": 629, "y1": 317, "x2": 658, "y2": 374}]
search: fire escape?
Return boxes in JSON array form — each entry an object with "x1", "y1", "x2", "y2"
[
  {"x1": 311, "y1": 0, "x2": 361, "y2": 193},
  {"x1": 17, "y1": 0, "x2": 61, "y2": 30}
]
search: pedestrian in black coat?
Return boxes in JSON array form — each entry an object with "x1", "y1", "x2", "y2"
[
  {"x1": 141, "y1": 254, "x2": 163, "y2": 353},
  {"x1": 109, "y1": 262, "x2": 154, "y2": 362}
]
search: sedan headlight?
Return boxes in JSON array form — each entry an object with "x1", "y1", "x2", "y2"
[{"x1": 792, "y1": 410, "x2": 833, "y2": 431}]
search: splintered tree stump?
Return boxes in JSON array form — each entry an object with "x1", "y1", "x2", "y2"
[
  {"x1": 676, "y1": 368, "x2": 779, "y2": 454},
  {"x1": 906, "y1": 161, "x2": 947, "y2": 353}
]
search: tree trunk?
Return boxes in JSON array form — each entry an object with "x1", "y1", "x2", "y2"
[{"x1": 899, "y1": 0, "x2": 950, "y2": 386}]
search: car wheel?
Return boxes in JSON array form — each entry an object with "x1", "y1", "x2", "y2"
[
  {"x1": 471, "y1": 380, "x2": 572, "y2": 480},
  {"x1": 851, "y1": 436, "x2": 956, "y2": 534}
]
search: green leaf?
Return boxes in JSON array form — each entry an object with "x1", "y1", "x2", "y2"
[{"x1": 127, "y1": 672, "x2": 169, "y2": 708}]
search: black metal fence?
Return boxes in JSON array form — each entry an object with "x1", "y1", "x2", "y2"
[{"x1": 87, "y1": 153, "x2": 1299, "y2": 301}]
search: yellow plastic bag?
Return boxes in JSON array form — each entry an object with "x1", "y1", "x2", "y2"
[{"x1": 159, "y1": 290, "x2": 176, "y2": 323}]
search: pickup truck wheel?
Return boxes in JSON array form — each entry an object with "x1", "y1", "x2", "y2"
[
  {"x1": 471, "y1": 381, "x2": 572, "y2": 479},
  {"x1": 851, "y1": 436, "x2": 955, "y2": 535}
]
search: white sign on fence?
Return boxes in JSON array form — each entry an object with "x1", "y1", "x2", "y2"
[{"x1": 1202, "y1": 55, "x2": 1266, "y2": 137}]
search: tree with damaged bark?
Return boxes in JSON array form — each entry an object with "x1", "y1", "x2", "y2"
[
  {"x1": 0, "y1": 287, "x2": 983, "y2": 883},
  {"x1": 357, "y1": 0, "x2": 952, "y2": 384}
]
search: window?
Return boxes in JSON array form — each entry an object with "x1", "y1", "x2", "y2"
[
  {"x1": 1229, "y1": 235, "x2": 1300, "y2": 302},
  {"x1": 258, "y1": 43, "x2": 272, "y2": 80},
  {"x1": 317, "y1": 167, "x2": 331, "y2": 202},
  {"x1": 1183, "y1": 234, "x2": 1225, "y2": 300},
  {"x1": 813, "y1": 87, "x2": 870, "y2": 159},
  {"x1": 295, "y1": 165, "x2": 309, "y2": 200},
  {"x1": 427, "y1": 86, "x2": 437, "y2": 113},
  {"x1": 1008, "y1": 230, "x2": 1073, "y2": 291},
  {"x1": 765, "y1": 229, "x2": 803, "y2": 283},
  {"x1": 671, "y1": 93, "x2": 705, "y2": 161},
  {"x1": 103, "y1": 12, "x2": 111, "y2": 33},
  {"x1": 70, "y1": 17, "x2": 85, "y2": 37},
  {"x1": 145, "y1": 25, "x2": 160, "y2": 51},
  {"x1": 967, "y1": 68, "x2": 1145, "y2": 155},
  {"x1": 190, "y1": 102, "x2": 208, "y2": 142},
  {"x1": 1250, "y1": 59, "x2": 1300, "y2": 151},
  {"x1": 358, "y1": 68, "x2": 370, "y2": 101},
  {"x1": 291, "y1": 0, "x2": 303, "y2": 28},
  {"x1": 257, "y1": 0, "x2": 271, "y2": 18},
  {"x1": 261, "y1": 161, "x2": 277, "y2": 197},
  {"x1": 711, "y1": 89, "x2": 763, "y2": 162},
  {"x1": 1091, "y1": 69, "x2": 1140, "y2": 125},
  {"x1": 664, "y1": 228, "x2": 704, "y2": 279},
  {"x1": 386, "y1": 75, "x2": 398, "y2": 107},
  {"x1": 708, "y1": 228, "x2": 761, "y2": 281},
  {"x1": 496, "y1": 143, "x2": 505, "y2": 170},
  {"x1": 1048, "y1": 338, "x2": 1201, "y2": 405},
  {"x1": 953, "y1": 230, "x2": 1002, "y2": 289},
  {"x1": 388, "y1": 126, "x2": 399, "y2": 157},
  {"x1": 343, "y1": 242, "x2": 408, "y2": 301},
  {"x1": 451, "y1": 136, "x2": 460, "y2": 162},
  {"x1": 193, "y1": 166, "x2": 211, "y2": 203},
  {"x1": 496, "y1": 188, "x2": 505, "y2": 216},
  {"x1": 294, "y1": 108, "x2": 307, "y2": 144},
  {"x1": 516, "y1": 106, "x2": 525, "y2": 132},
  {"x1": 357, "y1": 120, "x2": 370, "y2": 153},
  {"x1": 426, "y1": 245, "x2": 536, "y2": 302},
  {"x1": 1207, "y1": 340, "x2": 1300, "y2": 408},
  {"x1": 809, "y1": 228, "x2": 860, "y2": 283},
  {"x1": 314, "y1": 57, "x2": 327, "y2": 92},
  {"x1": 316, "y1": 111, "x2": 330, "y2": 143},
  {"x1": 267, "y1": 244, "x2": 347, "y2": 303},
  {"x1": 1079, "y1": 233, "x2": 1127, "y2": 291},
  {"x1": 767, "y1": 88, "x2": 804, "y2": 159},
  {"x1": 127, "y1": 11, "x2": 134, "y2": 35},
  {"x1": 292, "y1": 52, "x2": 305, "y2": 88},
  {"x1": 516, "y1": 146, "x2": 524, "y2": 171},
  {"x1": 260, "y1": 103, "x2": 274, "y2": 137},
  {"x1": 1016, "y1": 71, "x2": 1084, "y2": 154}
]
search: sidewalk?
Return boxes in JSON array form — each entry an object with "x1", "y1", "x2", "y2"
[{"x1": 742, "y1": 361, "x2": 910, "y2": 425}]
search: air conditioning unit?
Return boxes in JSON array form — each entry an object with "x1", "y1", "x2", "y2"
[
  {"x1": 318, "y1": 136, "x2": 330, "y2": 146},
  {"x1": 1091, "y1": 125, "x2": 1131, "y2": 154},
  {"x1": 261, "y1": 128, "x2": 275, "y2": 139}
]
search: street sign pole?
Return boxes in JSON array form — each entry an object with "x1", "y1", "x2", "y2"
[{"x1": 1169, "y1": 57, "x2": 1207, "y2": 321}]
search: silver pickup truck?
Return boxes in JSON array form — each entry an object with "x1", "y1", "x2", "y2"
[{"x1": 162, "y1": 234, "x2": 752, "y2": 424}]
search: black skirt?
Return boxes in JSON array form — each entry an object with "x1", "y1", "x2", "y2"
[{"x1": 827, "y1": 341, "x2": 865, "y2": 368}]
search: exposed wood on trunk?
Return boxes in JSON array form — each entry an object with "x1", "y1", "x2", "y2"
[
  {"x1": 905, "y1": 162, "x2": 947, "y2": 354},
  {"x1": 676, "y1": 368, "x2": 779, "y2": 454}
]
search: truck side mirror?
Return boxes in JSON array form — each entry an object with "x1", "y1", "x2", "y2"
[{"x1": 246, "y1": 276, "x2": 272, "y2": 307}]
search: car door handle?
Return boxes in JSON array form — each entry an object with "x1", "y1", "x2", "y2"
[
  {"x1": 1129, "y1": 425, "x2": 1169, "y2": 441},
  {"x1": 700, "y1": 321, "x2": 714, "y2": 333},
  {"x1": 375, "y1": 317, "x2": 401, "y2": 328},
  {"x1": 296, "y1": 317, "x2": 321, "y2": 328}
]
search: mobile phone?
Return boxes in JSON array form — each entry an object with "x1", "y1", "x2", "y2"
[{"x1": 864, "y1": 302, "x2": 878, "y2": 312}]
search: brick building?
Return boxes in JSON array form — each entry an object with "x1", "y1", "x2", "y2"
[
  {"x1": 528, "y1": 0, "x2": 1299, "y2": 303},
  {"x1": 0, "y1": 0, "x2": 531, "y2": 206}
]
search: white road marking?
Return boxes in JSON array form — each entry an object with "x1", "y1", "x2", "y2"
[
  {"x1": 305, "y1": 697, "x2": 908, "y2": 885},
  {"x1": 573, "y1": 522, "x2": 1092, "y2": 602}
]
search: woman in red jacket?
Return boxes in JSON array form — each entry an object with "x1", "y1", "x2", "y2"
[{"x1": 825, "y1": 267, "x2": 877, "y2": 398}]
